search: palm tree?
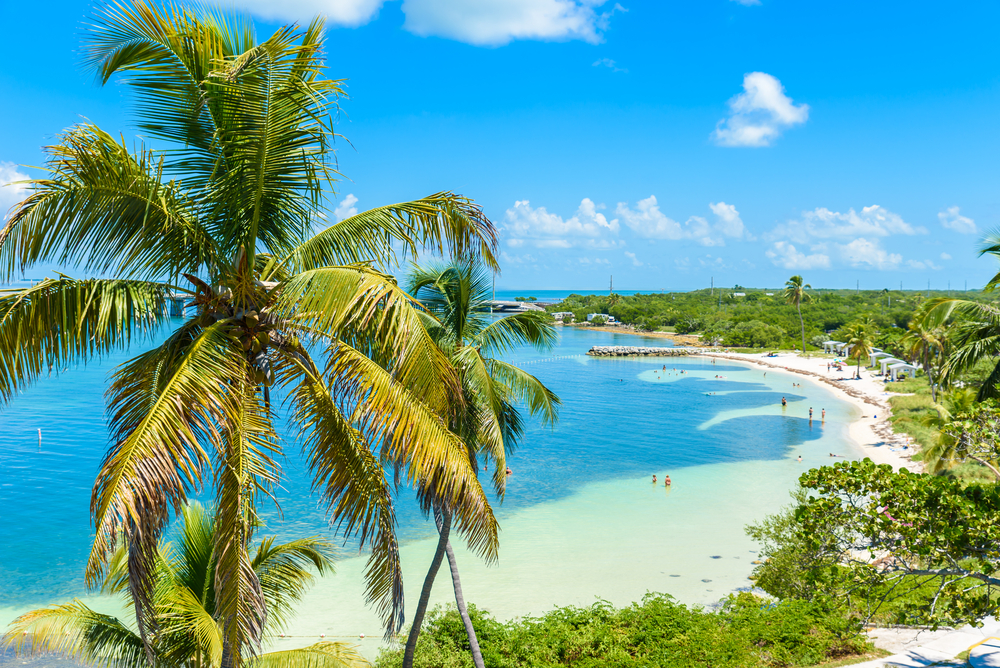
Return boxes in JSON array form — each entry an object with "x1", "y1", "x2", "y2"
[
  {"x1": 914, "y1": 232, "x2": 1000, "y2": 401},
  {"x1": 844, "y1": 320, "x2": 874, "y2": 380},
  {"x1": 4, "y1": 503, "x2": 368, "y2": 668},
  {"x1": 901, "y1": 304, "x2": 947, "y2": 401},
  {"x1": 921, "y1": 388, "x2": 978, "y2": 474},
  {"x1": 920, "y1": 296, "x2": 1000, "y2": 401},
  {"x1": 0, "y1": 4, "x2": 500, "y2": 664},
  {"x1": 402, "y1": 260, "x2": 560, "y2": 668},
  {"x1": 783, "y1": 275, "x2": 812, "y2": 355}
]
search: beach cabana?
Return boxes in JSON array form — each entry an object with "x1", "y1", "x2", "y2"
[
  {"x1": 823, "y1": 340, "x2": 842, "y2": 354},
  {"x1": 871, "y1": 351, "x2": 894, "y2": 367},
  {"x1": 879, "y1": 357, "x2": 905, "y2": 375},
  {"x1": 888, "y1": 362, "x2": 920, "y2": 382}
]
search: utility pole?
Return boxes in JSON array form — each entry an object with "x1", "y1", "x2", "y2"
[
  {"x1": 491, "y1": 273, "x2": 495, "y2": 314},
  {"x1": 711, "y1": 276, "x2": 714, "y2": 297},
  {"x1": 856, "y1": 280, "x2": 859, "y2": 295},
  {"x1": 610, "y1": 275, "x2": 613, "y2": 295}
]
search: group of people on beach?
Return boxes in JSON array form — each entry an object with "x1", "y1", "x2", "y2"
[{"x1": 652, "y1": 474, "x2": 671, "y2": 487}]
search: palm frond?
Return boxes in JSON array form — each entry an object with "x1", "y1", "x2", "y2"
[
  {"x1": 486, "y1": 359, "x2": 560, "y2": 428},
  {"x1": 474, "y1": 311, "x2": 557, "y2": 357},
  {"x1": 254, "y1": 642, "x2": 370, "y2": 668},
  {"x1": 212, "y1": 380, "x2": 279, "y2": 667},
  {"x1": 89, "y1": 322, "x2": 245, "y2": 638},
  {"x1": 3, "y1": 601, "x2": 148, "y2": 668},
  {"x1": 274, "y1": 349, "x2": 403, "y2": 636},
  {"x1": 0, "y1": 276, "x2": 168, "y2": 403},
  {"x1": 0, "y1": 124, "x2": 214, "y2": 281},
  {"x1": 158, "y1": 583, "x2": 224, "y2": 668},
  {"x1": 324, "y1": 341, "x2": 499, "y2": 565},
  {"x1": 275, "y1": 265, "x2": 460, "y2": 416},
  {"x1": 252, "y1": 535, "x2": 334, "y2": 633},
  {"x1": 281, "y1": 193, "x2": 499, "y2": 277}
]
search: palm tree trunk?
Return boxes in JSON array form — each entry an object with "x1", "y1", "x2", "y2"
[
  {"x1": 434, "y1": 507, "x2": 485, "y2": 668},
  {"x1": 925, "y1": 349, "x2": 936, "y2": 402},
  {"x1": 797, "y1": 301, "x2": 806, "y2": 356},
  {"x1": 402, "y1": 503, "x2": 452, "y2": 668}
]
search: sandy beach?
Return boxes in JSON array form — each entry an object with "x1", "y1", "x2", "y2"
[{"x1": 697, "y1": 351, "x2": 920, "y2": 472}]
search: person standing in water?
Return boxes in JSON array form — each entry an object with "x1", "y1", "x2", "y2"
[
  {"x1": 809, "y1": 407, "x2": 813, "y2": 420},
  {"x1": 781, "y1": 396, "x2": 787, "y2": 407}
]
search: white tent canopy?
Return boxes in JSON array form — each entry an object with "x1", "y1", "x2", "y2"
[
  {"x1": 879, "y1": 357, "x2": 906, "y2": 375},
  {"x1": 823, "y1": 340, "x2": 843, "y2": 354},
  {"x1": 888, "y1": 362, "x2": 920, "y2": 382},
  {"x1": 871, "y1": 351, "x2": 895, "y2": 367}
]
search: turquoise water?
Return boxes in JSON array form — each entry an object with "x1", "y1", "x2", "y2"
[{"x1": 0, "y1": 323, "x2": 860, "y2": 651}]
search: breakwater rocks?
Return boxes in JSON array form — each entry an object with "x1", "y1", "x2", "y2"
[{"x1": 587, "y1": 346, "x2": 703, "y2": 357}]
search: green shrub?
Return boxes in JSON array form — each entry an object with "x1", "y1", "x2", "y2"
[{"x1": 377, "y1": 594, "x2": 871, "y2": 668}]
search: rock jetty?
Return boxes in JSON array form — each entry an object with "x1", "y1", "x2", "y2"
[{"x1": 587, "y1": 346, "x2": 702, "y2": 357}]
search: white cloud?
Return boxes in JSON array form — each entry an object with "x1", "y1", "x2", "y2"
[
  {"x1": 839, "y1": 238, "x2": 902, "y2": 270},
  {"x1": 906, "y1": 259, "x2": 942, "y2": 271},
  {"x1": 616, "y1": 196, "x2": 753, "y2": 246},
  {"x1": 938, "y1": 206, "x2": 976, "y2": 234},
  {"x1": 770, "y1": 205, "x2": 924, "y2": 243},
  {"x1": 505, "y1": 198, "x2": 620, "y2": 248},
  {"x1": 578, "y1": 256, "x2": 610, "y2": 265},
  {"x1": 227, "y1": 0, "x2": 384, "y2": 25},
  {"x1": 765, "y1": 241, "x2": 830, "y2": 270},
  {"x1": 712, "y1": 72, "x2": 809, "y2": 147},
  {"x1": 402, "y1": 0, "x2": 623, "y2": 46},
  {"x1": 593, "y1": 57, "x2": 627, "y2": 73},
  {"x1": 0, "y1": 162, "x2": 29, "y2": 222},
  {"x1": 940, "y1": 252, "x2": 952, "y2": 260},
  {"x1": 624, "y1": 251, "x2": 642, "y2": 266},
  {"x1": 333, "y1": 193, "x2": 359, "y2": 222},
  {"x1": 708, "y1": 201, "x2": 753, "y2": 240}
]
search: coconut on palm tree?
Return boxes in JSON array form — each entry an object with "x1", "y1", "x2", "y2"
[
  {"x1": 0, "y1": 3, "x2": 501, "y2": 663},
  {"x1": 401, "y1": 260, "x2": 560, "y2": 668},
  {"x1": 4, "y1": 503, "x2": 368, "y2": 668},
  {"x1": 783, "y1": 275, "x2": 812, "y2": 355}
]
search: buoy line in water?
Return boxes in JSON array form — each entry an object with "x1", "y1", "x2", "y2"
[{"x1": 510, "y1": 354, "x2": 587, "y2": 367}]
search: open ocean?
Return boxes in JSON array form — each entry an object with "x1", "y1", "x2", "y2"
[{"x1": 0, "y1": 320, "x2": 860, "y2": 657}]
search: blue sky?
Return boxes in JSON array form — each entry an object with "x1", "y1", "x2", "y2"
[{"x1": 2, "y1": 0, "x2": 1000, "y2": 291}]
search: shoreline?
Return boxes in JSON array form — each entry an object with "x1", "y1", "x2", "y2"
[{"x1": 696, "y1": 351, "x2": 919, "y2": 472}]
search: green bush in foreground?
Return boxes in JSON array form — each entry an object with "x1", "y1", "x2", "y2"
[{"x1": 377, "y1": 593, "x2": 871, "y2": 668}]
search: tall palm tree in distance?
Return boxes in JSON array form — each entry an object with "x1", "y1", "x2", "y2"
[
  {"x1": 0, "y1": 4, "x2": 501, "y2": 664},
  {"x1": 783, "y1": 275, "x2": 812, "y2": 355},
  {"x1": 402, "y1": 260, "x2": 560, "y2": 668},
  {"x1": 845, "y1": 320, "x2": 874, "y2": 380},
  {"x1": 902, "y1": 303, "x2": 947, "y2": 401},
  {"x1": 5, "y1": 503, "x2": 368, "y2": 668}
]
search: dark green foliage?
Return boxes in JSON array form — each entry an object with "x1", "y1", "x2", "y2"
[
  {"x1": 548, "y1": 289, "x2": 995, "y2": 349},
  {"x1": 748, "y1": 460, "x2": 1000, "y2": 628},
  {"x1": 377, "y1": 595, "x2": 871, "y2": 668}
]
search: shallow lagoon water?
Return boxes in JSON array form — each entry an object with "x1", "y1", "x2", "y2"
[{"x1": 0, "y1": 324, "x2": 861, "y2": 657}]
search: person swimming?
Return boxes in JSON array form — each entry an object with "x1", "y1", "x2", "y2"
[{"x1": 797, "y1": 455, "x2": 802, "y2": 462}]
